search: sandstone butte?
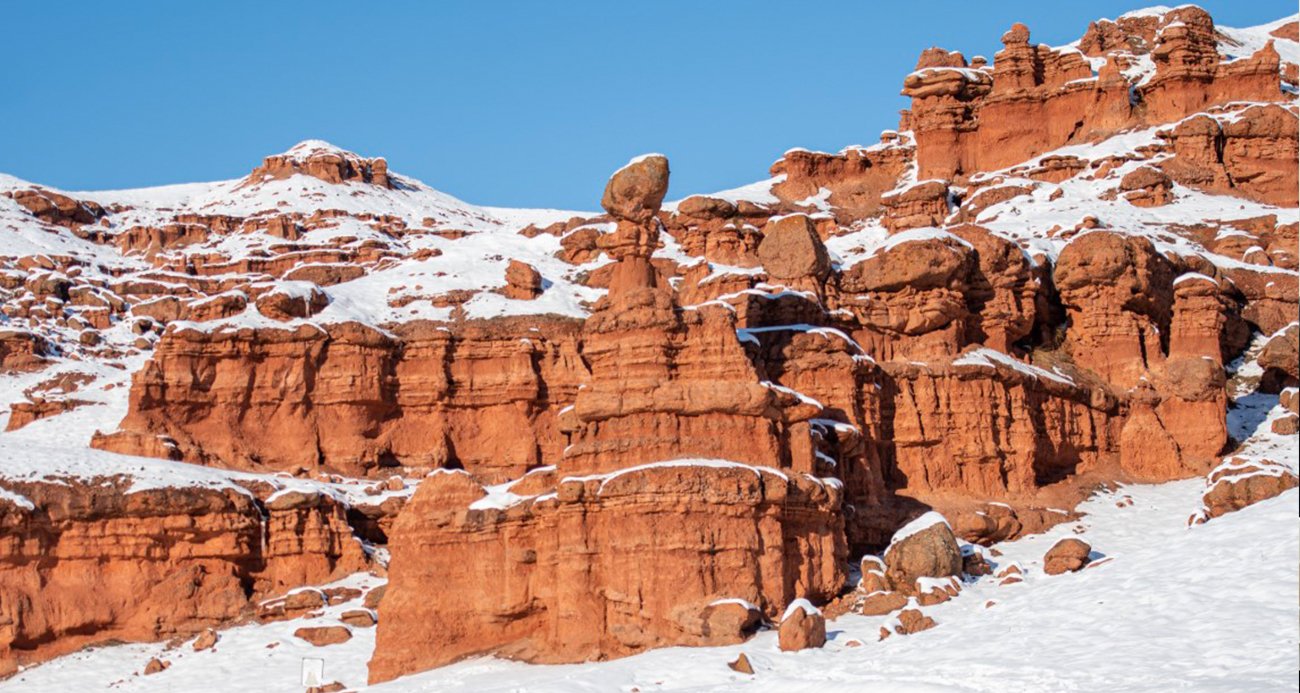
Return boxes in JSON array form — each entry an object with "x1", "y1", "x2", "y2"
[{"x1": 0, "y1": 5, "x2": 1297, "y2": 685}]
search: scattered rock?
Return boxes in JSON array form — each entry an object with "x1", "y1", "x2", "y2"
[
  {"x1": 1043, "y1": 538, "x2": 1092, "y2": 575},
  {"x1": 777, "y1": 599, "x2": 827, "y2": 651},
  {"x1": 295, "y1": 626, "x2": 353, "y2": 647},
  {"x1": 143, "y1": 658, "x2": 170, "y2": 675},
  {"x1": 727, "y1": 653, "x2": 754, "y2": 674},
  {"x1": 340, "y1": 609, "x2": 376, "y2": 628},
  {"x1": 192, "y1": 629, "x2": 219, "y2": 651}
]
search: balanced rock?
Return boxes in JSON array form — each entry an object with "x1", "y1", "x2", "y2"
[
  {"x1": 757, "y1": 214, "x2": 831, "y2": 280},
  {"x1": 601, "y1": 154, "x2": 670, "y2": 222}
]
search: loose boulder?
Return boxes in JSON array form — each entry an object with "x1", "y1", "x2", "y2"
[
  {"x1": 295, "y1": 626, "x2": 353, "y2": 647},
  {"x1": 1043, "y1": 538, "x2": 1092, "y2": 575},
  {"x1": 883, "y1": 512, "x2": 963, "y2": 592},
  {"x1": 777, "y1": 599, "x2": 827, "y2": 651}
]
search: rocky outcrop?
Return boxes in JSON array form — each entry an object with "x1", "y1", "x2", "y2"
[
  {"x1": 901, "y1": 8, "x2": 1285, "y2": 182},
  {"x1": 1158, "y1": 105, "x2": 1299, "y2": 207},
  {"x1": 369, "y1": 156, "x2": 850, "y2": 682},
  {"x1": 93, "y1": 317, "x2": 587, "y2": 482},
  {"x1": 768, "y1": 138, "x2": 914, "y2": 222},
  {"x1": 247, "y1": 140, "x2": 393, "y2": 189},
  {"x1": 368, "y1": 465, "x2": 844, "y2": 681},
  {"x1": 1195, "y1": 458, "x2": 1298, "y2": 523},
  {"x1": 0, "y1": 477, "x2": 366, "y2": 675}
]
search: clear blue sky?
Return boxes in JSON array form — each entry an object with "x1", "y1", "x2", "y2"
[{"x1": 1, "y1": 1, "x2": 1292, "y2": 210}]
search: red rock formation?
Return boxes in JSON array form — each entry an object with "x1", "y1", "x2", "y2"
[
  {"x1": 94, "y1": 318, "x2": 587, "y2": 482},
  {"x1": 0, "y1": 331, "x2": 49, "y2": 373},
  {"x1": 6, "y1": 188, "x2": 106, "y2": 228},
  {"x1": 901, "y1": 8, "x2": 1286, "y2": 181},
  {"x1": 368, "y1": 465, "x2": 844, "y2": 682},
  {"x1": 1054, "y1": 232, "x2": 1174, "y2": 388},
  {"x1": 1158, "y1": 105, "x2": 1299, "y2": 207},
  {"x1": 879, "y1": 358, "x2": 1119, "y2": 496},
  {"x1": 1257, "y1": 323, "x2": 1298, "y2": 392},
  {"x1": 1195, "y1": 458, "x2": 1299, "y2": 522},
  {"x1": 768, "y1": 139, "x2": 913, "y2": 222},
  {"x1": 501, "y1": 260, "x2": 544, "y2": 300},
  {"x1": 881, "y1": 180, "x2": 950, "y2": 232},
  {"x1": 247, "y1": 140, "x2": 393, "y2": 189},
  {"x1": 0, "y1": 478, "x2": 365, "y2": 675}
]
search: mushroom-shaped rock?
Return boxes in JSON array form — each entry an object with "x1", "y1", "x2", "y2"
[
  {"x1": 502, "y1": 260, "x2": 544, "y2": 300},
  {"x1": 757, "y1": 214, "x2": 831, "y2": 281},
  {"x1": 1001, "y1": 22, "x2": 1031, "y2": 45},
  {"x1": 295, "y1": 625, "x2": 353, "y2": 647},
  {"x1": 777, "y1": 599, "x2": 826, "y2": 651},
  {"x1": 601, "y1": 154, "x2": 670, "y2": 222},
  {"x1": 1043, "y1": 538, "x2": 1092, "y2": 575},
  {"x1": 883, "y1": 512, "x2": 963, "y2": 591}
]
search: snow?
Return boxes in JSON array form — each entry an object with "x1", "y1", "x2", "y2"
[
  {"x1": 781, "y1": 598, "x2": 822, "y2": 621},
  {"x1": 10, "y1": 455, "x2": 1294, "y2": 692},
  {"x1": 560, "y1": 458, "x2": 791, "y2": 493},
  {"x1": 952, "y1": 348, "x2": 1076, "y2": 387},
  {"x1": 887, "y1": 511, "x2": 951, "y2": 547}
]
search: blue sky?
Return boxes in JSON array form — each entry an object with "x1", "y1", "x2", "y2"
[{"x1": 1, "y1": 1, "x2": 1293, "y2": 210}]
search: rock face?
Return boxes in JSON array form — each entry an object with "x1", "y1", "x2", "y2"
[
  {"x1": 369, "y1": 465, "x2": 843, "y2": 680},
  {"x1": 0, "y1": 478, "x2": 366, "y2": 674},
  {"x1": 93, "y1": 318, "x2": 587, "y2": 482},
  {"x1": 2, "y1": 6, "x2": 1296, "y2": 683},
  {"x1": 369, "y1": 156, "x2": 850, "y2": 683},
  {"x1": 901, "y1": 8, "x2": 1286, "y2": 184}
]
